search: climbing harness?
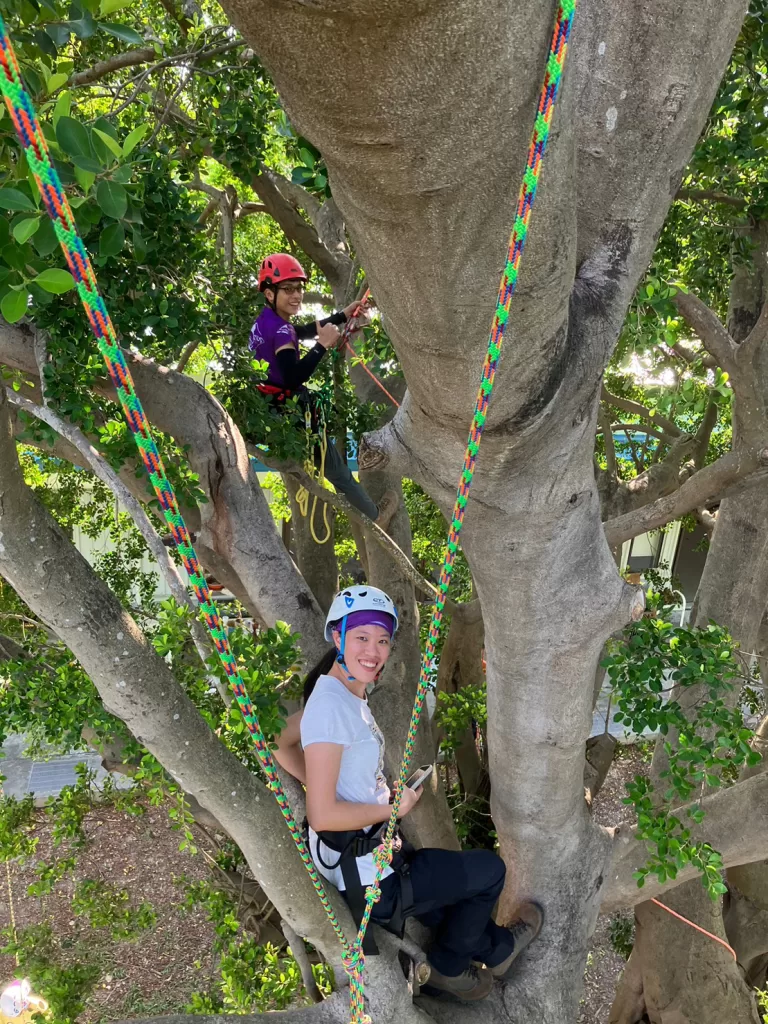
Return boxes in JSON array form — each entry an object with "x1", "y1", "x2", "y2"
[
  {"x1": 0, "y1": 3, "x2": 577, "y2": 1020},
  {"x1": 313, "y1": 824, "x2": 415, "y2": 957}
]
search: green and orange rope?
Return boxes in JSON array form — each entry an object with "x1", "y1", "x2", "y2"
[{"x1": 0, "y1": 3, "x2": 575, "y2": 1019}]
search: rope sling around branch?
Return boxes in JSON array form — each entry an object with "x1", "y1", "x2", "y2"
[{"x1": 0, "y1": 4, "x2": 575, "y2": 1020}]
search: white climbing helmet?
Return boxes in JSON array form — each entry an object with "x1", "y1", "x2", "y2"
[
  {"x1": 0, "y1": 980, "x2": 30, "y2": 1018},
  {"x1": 324, "y1": 585, "x2": 399, "y2": 642}
]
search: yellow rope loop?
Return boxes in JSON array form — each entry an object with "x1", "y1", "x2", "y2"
[{"x1": 295, "y1": 422, "x2": 331, "y2": 545}]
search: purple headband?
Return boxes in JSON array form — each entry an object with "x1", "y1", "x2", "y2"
[{"x1": 330, "y1": 610, "x2": 396, "y2": 636}]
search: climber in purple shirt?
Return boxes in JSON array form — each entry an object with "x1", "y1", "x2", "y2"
[{"x1": 250, "y1": 253, "x2": 397, "y2": 530}]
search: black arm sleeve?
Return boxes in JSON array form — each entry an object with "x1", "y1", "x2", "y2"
[
  {"x1": 294, "y1": 310, "x2": 347, "y2": 340},
  {"x1": 275, "y1": 343, "x2": 327, "y2": 390}
]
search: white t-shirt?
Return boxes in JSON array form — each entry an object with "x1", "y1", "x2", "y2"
[{"x1": 300, "y1": 674, "x2": 393, "y2": 890}]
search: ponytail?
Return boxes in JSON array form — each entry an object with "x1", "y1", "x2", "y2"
[{"x1": 303, "y1": 648, "x2": 337, "y2": 704}]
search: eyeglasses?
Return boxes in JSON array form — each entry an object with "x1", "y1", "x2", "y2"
[{"x1": 277, "y1": 283, "x2": 305, "y2": 296}]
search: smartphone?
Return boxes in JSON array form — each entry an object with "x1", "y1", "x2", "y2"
[{"x1": 406, "y1": 764, "x2": 433, "y2": 790}]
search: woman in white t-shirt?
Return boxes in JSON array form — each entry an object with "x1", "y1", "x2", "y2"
[{"x1": 275, "y1": 586, "x2": 543, "y2": 1002}]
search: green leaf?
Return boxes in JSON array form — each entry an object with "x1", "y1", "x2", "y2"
[
  {"x1": 67, "y1": 14, "x2": 98, "y2": 39},
  {"x1": 72, "y1": 154, "x2": 103, "y2": 174},
  {"x1": 1, "y1": 289, "x2": 29, "y2": 323},
  {"x1": 122, "y1": 123, "x2": 148, "y2": 156},
  {"x1": 46, "y1": 23, "x2": 72, "y2": 48},
  {"x1": 132, "y1": 228, "x2": 146, "y2": 261},
  {"x1": 93, "y1": 128, "x2": 123, "y2": 161},
  {"x1": 96, "y1": 180, "x2": 128, "y2": 220},
  {"x1": 100, "y1": 22, "x2": 144, "y2": 45},
  {"x1": 56, "y1": 115, "x2": 92, "y2": 160},
  {"x1": 74, "y1": 166, "x2": 96, "y2": 193},
  {"x1": 34, "y1": 269, "x2": 76, "y2": 294},
  {"x1": 99, "y1": 222, "x2": 125, "y2": 257},
  {"x1": 93, "y1": 117, "x2": 118, "y2": 140},
  {"x1": 100, "y1": 0, "x2": 135, "y2": 13},
  {"x1": 53, "y1": 89, "x2": 72, "y2": 127},
  {"x1": 0, "y1": 189, "x2": 36, "y2": 212},
  {"x1": 32, "y1": 218, "x2": 59, "y2": 257},
  {"x1": 47, "y1": 72, "x2": 69, "y2": 94},
  {"x1": 12, "y1": 218, "x2": 41, "y2": 244},
  {"x1": 33, "y1": 29, "x2": 59, "y2": 58}
]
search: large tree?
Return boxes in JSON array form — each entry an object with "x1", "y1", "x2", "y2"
[{"x1": 3, "y1": 2, "x2": 768, "y2": 1023}]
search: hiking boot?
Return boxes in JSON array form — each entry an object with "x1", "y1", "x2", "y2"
[
  {"x1": 422, "y1": 963, "x2": 494, "y2": 1001},
  {"x1": 373, "y1": 490, "x2": 398, "y2": 532},
  {"x1": 476, "y1": 901, "x2": 544, "y2": 978}
]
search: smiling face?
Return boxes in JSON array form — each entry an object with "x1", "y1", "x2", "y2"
[
  {"x1": 333, "y1": 623, "x2": 392, "y2": 686},
  {"x1": 266, "y1": 280, "x2": 304, "y2": 319}
]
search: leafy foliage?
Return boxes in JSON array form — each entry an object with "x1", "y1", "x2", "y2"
[{"x1": 603, "y1": 617, "x2": 758, "y2": 897}]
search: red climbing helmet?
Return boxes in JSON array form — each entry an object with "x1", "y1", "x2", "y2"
[{"x1": 258, "y1": 253, "x2": 308, "y2": 291}]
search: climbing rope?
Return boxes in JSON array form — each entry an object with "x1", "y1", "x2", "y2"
[
  {"x1": 339, "y1": 290, "x2": 401, "y2": 410},
  {"x1": 295, "y1": 415, "x2": 332, "y2": 545},
  {"x1": 0, "y1": 3, "x2": 577, "y2": 1019},
  {"x1": 650, "y1": 898, "x2": 737, "y2": 961}
]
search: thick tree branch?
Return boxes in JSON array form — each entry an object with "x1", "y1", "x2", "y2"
[
  {"x1": 609, "y1": 422, "x2": 670, "y2": 444},
  {"x1": 108, "y1": 999, "x2": 350, "y2": 1024},
  {"x1": 672, "y1": 290, "x2": 739, "y2": 376},
  {"x1": 603, "y1": 446, "x2": 768, "y2": 546},
  {"x1": 692, "y1": 396, "x2": 719, "y2": 469},
  {"x1": 599, "y1": 407, "x2": 616, "y2": 479},
  {"x1": 601, "y1": 386, "x2": 681, "y2": 439},
  {"x1": 158, "y1": 0, "x2": 193, "y2": 36},
  {"x1": 0, "y1": 319, "x2": 326, "y2": 654},
  {"x1": 281, "y1": 920, "x2": 323, "y2": 1004},
  {"x1": 0, "y1": 388, "x2": 351, "y2": 961},
  {"x1": 174, "y1": 339, "x2": 201, "y2": 373},
  {"x1": 665, "y1": 339, "x2": 718, "y2": 370},
  {"x1": 4, "y1": 388, "x2": 230, "y2": 703},
  {"x1": 0, "y1": 632, "x2": 28, "y2": 662},
  {"x1": 676, "y1": 187, "x2": 749, "y2": 210},
  {"x1": 740, "y1": 296, "x2": 768, "y2": 360},
  {"x1": 603, "y1": 771, "x2": 768, "y2": 913},
  {"x1": 235, "y1": 201, "x2": 268, "y2": 217},
  {"x1": 70, "y1": 48, "x2": 157, "y2": 87}
]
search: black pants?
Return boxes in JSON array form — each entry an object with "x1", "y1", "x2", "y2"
[{"x1": 370, "y1": 848, "x2": 514, "y2": 977}]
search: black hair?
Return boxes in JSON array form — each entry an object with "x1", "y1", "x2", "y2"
[{"x1": 303, "y1": 648, "x2": 338, "y2": 705}]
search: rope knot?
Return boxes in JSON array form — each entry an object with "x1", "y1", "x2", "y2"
[
  {"x1": 373, "y1": 844, "x2": 393, "y2": 873},
  {"x1": 365, "y1": 884, "x2": 382, "y2": 905},
  {"x1": 342, "y1": 944, "x2": 366, "y2": 979}
]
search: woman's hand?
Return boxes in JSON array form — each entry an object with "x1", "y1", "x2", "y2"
[
  {"x1": 317, "y1": 321, "x2": 341, "y2": 349},
  {"x1": 398, "y1": 783, "x2": 423, "y2": 817}
]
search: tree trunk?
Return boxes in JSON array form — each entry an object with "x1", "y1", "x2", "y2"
[
  {"x1": 435, "y1": 602, "x2": 486, "y2": 796},
  {"x1": 215, "y1": 2, "x2": 751, "y2": 1019}
]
